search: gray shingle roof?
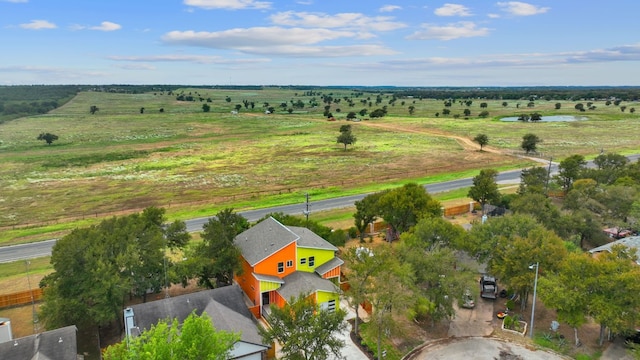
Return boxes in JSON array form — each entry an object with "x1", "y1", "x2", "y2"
[
  {"x1": 289, "y1": 226, "x2": 338, "y2": 251},
  {"x1": 234, "y1": 217, "x2": 298, "y2": 266},
  {"x1": 589, "y1": 235, "x2": 640, "y2": 265},
  {"x1": 315, "y1": 257, "x2": 344, "y2": 276},
  {"x1": 253, "y1": 273, "x2": 285, "y2": 284},
  {"x1": 0, "y1": 325, "x2": 77, "y2": 360},
  {"x1": 277, "y1": 271, "x2": 339, "y2": 302},
  {"x1": 128, "y1": 284, "x2": 268, "y2": 346}
]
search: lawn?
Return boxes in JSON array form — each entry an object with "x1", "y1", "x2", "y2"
[{"x1": 0, "y1": 88, "x2": 638, "y2": 245}]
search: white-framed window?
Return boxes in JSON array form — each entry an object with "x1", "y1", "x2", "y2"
[
  {"x1": 321, "y1": 299, "x2": 337, "y2": 312},
  {"x1": 286, "y1": 260, "x2": 293, "y2": 268},
  {"x1": 309, "y1": 256, "x2": 315, "y2": 267},
  {"x1": 300, "y1": 258, "x2": 307, "y2": 265},
  {"x1": 277, "y1": 262, "x2": 284, "y2": 273}
]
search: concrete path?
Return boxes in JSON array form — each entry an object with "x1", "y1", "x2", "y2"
[
  {"x1": 408, "y1": 337, "x2": 570, "y2": 360},
  {"x1": 601, "y1": 337, "x2": 634, "y2": 360},
  {"x1": 329, "y1": 299, "x2": 370, "y2": 360},
  {"x1": 448, "y1": 298, "x2": 495, "y2": 337}
]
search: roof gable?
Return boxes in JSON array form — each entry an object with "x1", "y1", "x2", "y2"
[
  {"x1": 277, "y1": 271, "x2": 338, "y2": 301},
  {"x1": 589, "y1": 235, "x2": 640, "y2": 265},
  {"x1": 0, "y1": 325, "x2": 77, "y2": 360},
  {"x1": 289, "y1": 226, "x2": 338, "y2": 251},
  {"x1": 128, "y1": 284, "x2": 268, "y2": 346},
  {"x1": 234, "y1": 217, "x2": 298, "y2": 266}
]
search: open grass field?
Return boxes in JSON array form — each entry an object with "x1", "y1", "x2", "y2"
[{"x1": 0, "y1": 87, "x2": 639, "y2": 245}]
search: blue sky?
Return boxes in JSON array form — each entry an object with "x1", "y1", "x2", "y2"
[{"x1": 2, "y1": 0, "x2": 640, "y2": 86}]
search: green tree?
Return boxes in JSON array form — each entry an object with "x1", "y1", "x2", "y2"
[
  {"x1": 342, "y1": 246, "x2": 385, "y2": 337},
  {"x1": 589, "y1": 246, "x2": 640, "y2": 345},
  {"x1": 518, "y1": 166, "x2": 548, "y2": 195},
  {"x1": 488, "y1": 227, "x2": 567, "y2": 312},
  {"x1": 202, "y1": 103, "x2": 210, "y2": 112},
  {"x1": 464, "y1": 214, "x2": 540, "y2": 264},
  {"x1": 467, "y1": 169, "x2": 500, "y2": 215},
  {"x1": 337, "y1": 130, "x2": 356, "y2": 150},
  {"x1": 473, "y1": 133, "x2": 489, "y2": 151},
  {"x1": 259, "y1": 295, "x2": 347, "y2": 360},
  {"x1": 555, "y1": 154, "x2": 587, "y2": 193},
  {"x1": 377, "y1": 183, "x2": 442, "y2": 239},
  {"x1": 538, "y1": 252, "x2": 595, "y2": 346},
  {"x1": 90, "y1": 105, "x2": 99, "y2": 114},
  {"x1": 194, "y1": 208, "x2": 249, "y2": 288},
  {"x1": 37, "y1": 132, "x2": 59, "y2": 145},
  {"x1": 353, "y1": 192, "x2": 382, "y2": 242},
  {"x1": 400, "y1": 219, "x2": 473, "y2": 324},
  {"x1": 370, "y1": 108, "x2": 386, "y2": 118},
  {"x1": 408, "y1": 105, "x2": 415, "y2": 115},
  {"x1": 400, "y1": 216, "x2": 466, "y2": 252},
  {"x1": 590, "y1": 152, "x2": 629, "y2": 185},
  {"x1": 521, "y1": 133, "x2": 541, "y2": 154},
  {"x1": 39, "y1": 207, "x2": 188, "y2": 332},
  {"x1": 346, "y1": 111, "x2": 357, "y2": 119},
  {"x1": 103, "y1": 312, "x2": 239, "y2": 360}
]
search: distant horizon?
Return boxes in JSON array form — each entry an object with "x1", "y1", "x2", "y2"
[
  {"x1": 4, "y1": 84, "x2": 640, "y2": 89},
  {"x1": 3, "y1": 1, "x2": 640, "y2": 86}
]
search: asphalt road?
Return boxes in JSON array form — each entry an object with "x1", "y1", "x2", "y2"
[{"x1": 1, "y1": 154, "x2": 637, "y2": 263}]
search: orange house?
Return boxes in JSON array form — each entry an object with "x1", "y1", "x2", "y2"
[{"x1": 233, "y1": 217, "x2": 343, "y2": 317}]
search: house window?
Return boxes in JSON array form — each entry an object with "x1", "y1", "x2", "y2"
[
  {"x1": 300, "y1": 258, "x2": 307, "y2": 265},
  {"x1": 321, "y1": 299, "x2": 337, "y2": 312},
  {"x1": 277, "y1": 262, "x2": 284, "y2": 273},
  {"x1": 309, "y1": 256, "x2": 315, "y2": 267},
  {"x1": 286, "y1": 260, "x2": 293, "y2": 268}
]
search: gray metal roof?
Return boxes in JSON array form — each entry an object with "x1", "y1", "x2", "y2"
[
  {"x1": 0, "y1": 325, "x2": 77, "y2": 360},
  {"x1": 315, "y1": 257, "x2": 344, "y2": 276},
  {"x1": 234, "y1": 217, "x2": 298, "y2": 266},
  {"x1": 589, "y1": 235, "x2": 640, "y2": 265},
  {"x1": 128, "y1": 284, "x2": 268, "y2": 346},
  {"x1": 289, "y1": 226, "x2": 338, "y2": 251},
  {"x1": 277, "y1": 271, "x2": 339, "y2": 302}
]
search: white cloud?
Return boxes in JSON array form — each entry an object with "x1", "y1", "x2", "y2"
[
  {"x1": 407, "y1": 22, "x2": 490, "y2": 41},
  {"x1": 379, "y1": 5, "x2": 402, "y2": 13},
  {"x1": 108, "y1": 54, "x2": 270, "y2": 64},
  {"x1": 183, "y1": 0, "x2": 271, "y2": 10},
  {"x1": 161, "y1": 27, "x2": 396, "y2": 57},
  {"x1": 434, "y1": 4, "x2": 472, "y2": 17},
  {"x1": 496, "y1": 2, "x2": 549, "y2": 16},
  {"x1": 19, "y1": 20, "x2": 56, "y2": 30},
  {"x1": 2, "y1": 0, "x2": 28, "y2": 3},
  {"x1": 270, "y1": 11, "x2": 406, "y2": 32},
  {"x1": 90, "y1": 21, "x2": 121, "y2": 31}
]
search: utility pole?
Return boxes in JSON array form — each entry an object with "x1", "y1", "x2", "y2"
[
  {"x1": 545, "y1": 157, "x2": 553, "y2": 195},
  {"x1": 303, "y1": 193, "x2": 310, "y2": 228},
  {"x1": 25, "y1": 260, "x2": 39, "y2": 334}
]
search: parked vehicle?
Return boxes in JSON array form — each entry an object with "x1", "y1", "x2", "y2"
[{"x1": 479, "y1": 275, "x2": 498, "y2": 300}]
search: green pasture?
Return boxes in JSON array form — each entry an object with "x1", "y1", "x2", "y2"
[{"x1": 0, "y1": 88, "x2": 639, "y2": 244}]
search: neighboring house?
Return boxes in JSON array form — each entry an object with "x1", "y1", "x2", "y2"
[
  {"x1": 602, "y1": 227, "x2": 633, "y2": 239},
  {"x1": 0, "y1": 325, "x2": 79, "y2": 360},
  {"x1": 124, "y1": 284, "x2": 270, "y2": 360},
  {"x1": 589, "y1": 235, "x2": 640, "y2": 265},
  {"x1": 234, "y1": 217, "x2": 343, "y2": 317}
]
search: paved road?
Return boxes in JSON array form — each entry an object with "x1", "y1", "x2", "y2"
[{"x1": 1, "y1": 154, "x2": 637, "y2": 263}]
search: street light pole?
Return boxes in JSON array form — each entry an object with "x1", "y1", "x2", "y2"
[{"x1": 529, "y1": 262, "x2": 539, "y2": 339}]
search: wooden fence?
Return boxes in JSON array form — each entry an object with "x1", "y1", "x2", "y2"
[
  {"x1": 0, "y1": 288, "x2": 42, "y2": 309},
  {"x1": 444, "y1": 203, "x2": 475, "y2": 217}
]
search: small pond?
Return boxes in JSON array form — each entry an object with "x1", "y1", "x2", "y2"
[{"x1": 500, "y1": 115, "x2": 588, "y2": 122}]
